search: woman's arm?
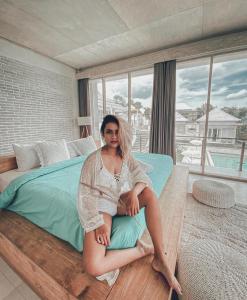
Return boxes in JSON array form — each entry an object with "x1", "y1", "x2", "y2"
[
  {"x1": 121, "y1": 156, "x2": 152, "y2": 216},
  {"x1": 77, "y1": 156, "x2": 104, "y2": 233},
  {"x1": 132, "y1": 182, "x2": 147, "y2": 196},
  {"x1": 121, "y1": 182, "x2": 146, "y2": 216},
  {"x1": 128, "y1": 155, "x2": 153, "y2": 189}
]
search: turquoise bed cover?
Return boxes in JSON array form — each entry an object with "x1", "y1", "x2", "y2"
[{"x1": 0, "y1": 153, "x2": 173, "y2": 251}]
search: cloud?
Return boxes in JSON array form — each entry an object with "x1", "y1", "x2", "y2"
[
  {"x1": 177, "y1": 88, "x2": 207, "y2": 98},
  {"x1": 132, "y1": 85, "x2": 152, "y2": 99},
  {"x1": 176, "y1": 57, "x2": 247, "y2": 108},
  {"x1": 211, "y1": 87, "x2": 228, "y2": 96},
  {"x1": 106, "y1": 73, "x2": 153, "y2": 100},
  {"x1": 132, "y1": 74, "x2": 153, "y2": 99},
  {"x1": 212, "y1": 70, "x2": 247, "y2": 88},
  {"x1": 226, "y1": 89, "x2": 247, "y2": 100}
]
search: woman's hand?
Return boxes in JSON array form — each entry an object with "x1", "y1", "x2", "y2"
[
  {"x1": 95, "y1": 224, "x2": 110, "y2": 246},
  {"x1": 120, "y1": 190, "x2": 140, "y2": 216}
]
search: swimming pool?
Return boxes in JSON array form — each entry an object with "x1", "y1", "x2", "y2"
[{"x1": 210, "y1": 153, "x2": 247, "y2": 171}]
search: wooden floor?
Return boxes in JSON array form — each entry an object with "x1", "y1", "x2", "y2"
[{"x1": 0, "y1": 166, "x2": 188, "y2": 300}]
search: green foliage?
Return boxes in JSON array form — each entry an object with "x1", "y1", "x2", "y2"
[{"x1": 222, "y1": 107, "x2": 247, "y2": 120}]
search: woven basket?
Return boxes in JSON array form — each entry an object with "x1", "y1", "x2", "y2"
[{"x1": 192, "y1": 180, "x2": 235, "y2": 208}]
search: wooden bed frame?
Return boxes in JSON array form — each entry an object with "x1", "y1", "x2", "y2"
[{"x1": 0, "y1": 154, "x2": 188, "y2": 300}]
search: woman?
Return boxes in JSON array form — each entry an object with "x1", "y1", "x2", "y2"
[{"x1": 77, "y1": 114, "x2": 182, "y2": 295}]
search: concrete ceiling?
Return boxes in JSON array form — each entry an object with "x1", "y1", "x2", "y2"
[{"x1": 0, "y1": 0, "x2": 246, "y2": 70}]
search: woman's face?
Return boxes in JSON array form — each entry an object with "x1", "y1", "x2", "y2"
[{"x1": 102, "y1": 122, "x2": 119, "y2": 148}]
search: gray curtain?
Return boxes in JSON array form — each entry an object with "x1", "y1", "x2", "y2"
[
  {"x1": 149, "y1": 60, "x2": 176, "y2": 162},
  {"x1": 78, "y1": 78, "x2": 91, "y2": 137}
]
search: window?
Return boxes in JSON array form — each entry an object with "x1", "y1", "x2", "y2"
[
  {"x1": 89, "y1": 69, "x2": 153, "y2": 152},
  {"x1": 131, "y1": 69, "x2": 153, "y2": 152},
  {"x1": 205, "y1": 51, "x2": 247, "y2": 174},
  {"x1": 176, "y1": 58, "x2": 210, "y2": 167},
  {"x1": 176, "y1": 50, "x2": 247, "y2": 178},
  {"x1": 105, "y1": 74, "x2": 128, "y2": 121},
  {"x1": 89, "y1": 79, "x2": 102, "y2": 146}
]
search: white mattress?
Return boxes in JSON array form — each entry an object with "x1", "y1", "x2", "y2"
[{"x1": 0, "y1": 169, "x2": 29, "y2": 192}]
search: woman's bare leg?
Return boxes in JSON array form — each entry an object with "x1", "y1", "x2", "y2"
[
  {"x1": 137, "y1": 188, "x2": 166, "y2": 258},
  {"x1": 119, "y1": 187, "x2": 182, "y2": 295},
  {"x1": 139, "y1": 187, "x2": 182, "y2": 295},
  {"x1": 83, "y1": 213, "x2": 153, "y2": 277}
]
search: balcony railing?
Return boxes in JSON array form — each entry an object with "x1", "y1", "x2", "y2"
[
  {"x1": 176, "y1": 135, "x2": 246, "y2": 173},
  {"x1": 95, "y1": 124, "x2": 246, "y2": 178},
  {"x1": 132, "y1": 130, "x2": 246, "y2": 173},
  {"x1": 132, "y1": 129, "x2": 150, "y2": 153}
]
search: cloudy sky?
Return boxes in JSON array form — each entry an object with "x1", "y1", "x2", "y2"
[
  {"x1": 177, "y1": 56, "x2": 247, "y2": 109},
  {"x1": 105, "y1": 72, "x2": 153, "y2": 108},
  {"x1": 100, "y1": 53, "x2": 247, "y2": 110}
]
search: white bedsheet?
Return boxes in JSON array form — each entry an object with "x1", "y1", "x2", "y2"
[{"x1": 0, "y1": 169, "x2": 29, "y2": 192}]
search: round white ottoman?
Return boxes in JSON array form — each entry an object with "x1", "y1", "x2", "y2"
[
  {"x1": 178, "y1": 239, "x2": 247, "y2": 300},
  {"x1": 192, "y1": 180, "x2": 235, "y2": 208}
]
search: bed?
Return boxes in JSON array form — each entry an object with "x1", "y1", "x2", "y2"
[{"x1": 0, "y1": 152, "x2": 188, "y2": 300}]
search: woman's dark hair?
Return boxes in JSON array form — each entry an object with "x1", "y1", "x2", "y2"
[
  {"x1": 100, "y1": 114, "x2": 122, "y2": 157},
  {"x1": 100, "y1": 114, "x2": 119, "y2": 135}
]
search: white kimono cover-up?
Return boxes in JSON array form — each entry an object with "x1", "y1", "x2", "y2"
[
  {"x1": 77, "y1": 147, "x2": 152, "y2": 233},
  {"x1": 76, "y1": 147, "x2": 152, "y2": 286}
]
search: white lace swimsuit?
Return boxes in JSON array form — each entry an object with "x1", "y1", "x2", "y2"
[{"x1": 97, "y1": 150, "x2": 133, "y2": 216}]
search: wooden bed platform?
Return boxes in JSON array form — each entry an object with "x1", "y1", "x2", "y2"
[{"x1": 0, "y1": 154, "x2": 188, "y2": 300}]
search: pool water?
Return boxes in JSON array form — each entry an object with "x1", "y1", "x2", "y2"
[{"x1": 211, "y1": 153, "x2": 247, "y2": 171}]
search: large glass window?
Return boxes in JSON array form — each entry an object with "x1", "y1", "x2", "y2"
[
  {"x1": 89, "y1": 79, "x2": 102, "y2": 146},
  {"x1": 205, "y1": 52, "x2": 247, "y2": 176},
  {"x1": 105, "y1": 74, "x2": 128, "y2": 121},
  {"x1": 176, "y1": 58, "x2": 210, "y2": 170},
  {"x1": 89, "y1": 69, "x2": 153, "y2": 151},
  {"x1": 89, "y1": 50, "x2": 246, "y2": 179},
  {"x1": 176, "y1": 50, "x2": 247, "y2": 179},
  {"x1": 131, "y1": 69, "x2": 153, "y2": 152}
]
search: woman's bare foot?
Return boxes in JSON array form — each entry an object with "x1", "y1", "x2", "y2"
[
  {"x1": 152, "y1": 256, "x2": 182, "y2": 296},
  {"x1": 136, "y1": 239, "x2": 154, "y2": 256}
]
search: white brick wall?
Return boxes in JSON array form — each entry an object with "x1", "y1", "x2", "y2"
[{"x1": 0, "y1": 55, "x2": 79, "y2": 155}]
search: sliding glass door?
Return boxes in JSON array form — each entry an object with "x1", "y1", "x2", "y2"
[
  {"x1": 176, "y1": 58, "x2": 210, "y2": 171},
  {"x1": 204, "y1": 52, "x2": 247, "y2": 178},
  {"x1": 176, "y1": 50, "x2": 247, "y2": 179}
]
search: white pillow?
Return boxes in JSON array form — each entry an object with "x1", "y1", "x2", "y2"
[
  {"x1": 72, "y1": 136, "x2": 97, "y2": 156},
  {"x1": 12, "y1": 142, "x2": 41, "y2": 171},
  {"x1": 34, "y1": 139, "x2": 70, "y2": 167},
  {"x1": 66, "y1": 141, "x2": 79, "y2": 158},
  {"x1": 137, "y1": 160, "x2": 153, "y2": 174}
]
